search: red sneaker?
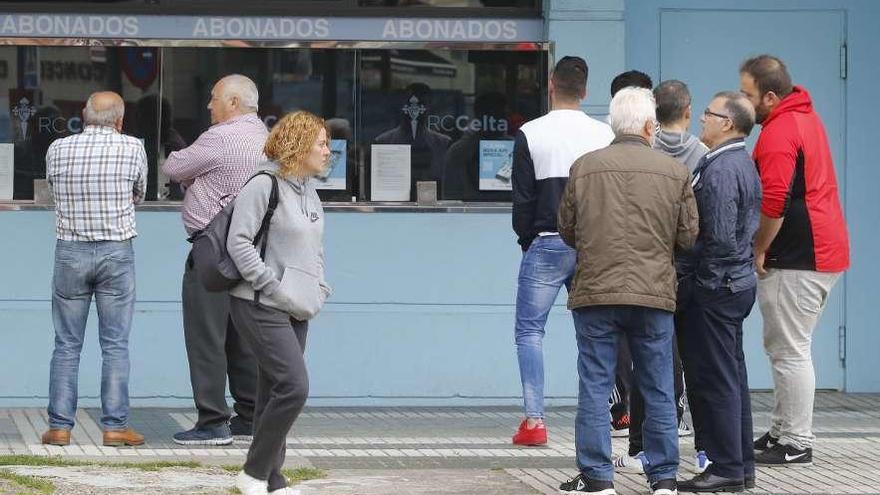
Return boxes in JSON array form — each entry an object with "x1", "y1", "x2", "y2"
[{"x1": 512, "y1": 419, "x2": 547, "y2": 446}]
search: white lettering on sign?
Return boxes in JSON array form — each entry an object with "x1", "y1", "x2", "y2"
[
  {"x1": 427, "y1": 114, "x2": 509, "y2": 133},
  {"x1": 0, "y1": 15, "x2": 139, "y2": 37},
  {"x1": 192, "y1": 17, "x2": 331, "y2": 39},
  {"x1": 381, "y1": 19, "x2": 517, "y2": 40}
]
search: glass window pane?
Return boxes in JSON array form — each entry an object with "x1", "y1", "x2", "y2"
[
  {"x1": 359, "y1": 48, "x2": 546, "y2": 202},
  {"x1": 2, "y1": 46, "x2": 160, "y2": 200},
  {"x1": 161, "y1": 47, "x2": 356, "y2": 201},
  {"x1": 359, "y1": 0, "x2": 539, "y2": 8}
]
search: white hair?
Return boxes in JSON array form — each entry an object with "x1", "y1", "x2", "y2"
[
  {"x1": 609, "y1": 86, "x2": 656, "y2": 136},
  {"x1": 83, "y1": 94, "x2": 124, "y2": 127},
  {"x1": 219, "y1": 74, "x2": 259, "y2": 112}
]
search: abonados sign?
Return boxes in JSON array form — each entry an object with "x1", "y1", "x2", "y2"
[{"x1": 0, "y1": 14, "x2": 543, "y2": 42}]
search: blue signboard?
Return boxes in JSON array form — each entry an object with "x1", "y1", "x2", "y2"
[{"x1": 0, "y1": 14, "x2": 544, "y2": 42}]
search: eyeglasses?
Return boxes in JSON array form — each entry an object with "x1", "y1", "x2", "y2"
[{"x1": 703, "y1": 108, "x2": 731, "y2": 120}]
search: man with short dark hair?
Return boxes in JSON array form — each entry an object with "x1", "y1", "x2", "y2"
[
  {"x1": 740, "y1": 55, "x2": 850, "y2": 467},
  {"x1": 677, "y1": 91, "x2": 761, "y2": 492},
  {"x1": 511, "y1": 55, "x2": 613, "y2": 446},
  {"x1": 615, "y1": 79, "x2": 707, "y2": 475},
  {"x1": 162, "y1": 74, "x2": 266, "y2": 446},
  {"x1": 606, "y1": 70, "x2": 654, "y2": 440},
  {"x1": 610, "y1": 70, "x2": 653, "y2": 98},
  {"x1": 557, "y1": 87, "x2": 697, "y2": 495},
  {"x1": 42, "y1": 91, "x2": 147, "y2": 448}
]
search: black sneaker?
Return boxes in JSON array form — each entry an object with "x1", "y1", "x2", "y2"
[
  {"x1": 172, "y1": 424, "x2": 233, "y2": 446},
  {"x1": 753, "y1": 431, "x2": 778, "y2": 451},
  {"x1": 754, "y1": 443, "x2": 812, "y2": 467},
  {"x1": 651, "y1": 478, "x2": 678, "y2": 495},
  {"x1": 229, "y1": 415, "x2": 253, "y2": 439},
  {"x1": 559, "y1": 473, "x2": 616, "y2": 494}
]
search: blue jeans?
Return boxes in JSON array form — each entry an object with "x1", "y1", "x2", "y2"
[
  {"x1": 573, "y1": 305, "x2": 679, "y2": 483},
  {"x1": 49, "y1": 239, "x2": 136, "y2": 431},
  {"x1": 515, "y1": 235, "x2": 576, "y2": 418}
]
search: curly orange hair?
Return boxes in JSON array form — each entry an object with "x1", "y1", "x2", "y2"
[{"x1": 263, "y1": 111, "x2": 327, "y2": 178}]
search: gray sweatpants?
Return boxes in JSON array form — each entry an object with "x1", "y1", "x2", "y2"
[
  {"x1": 229, "y1": 297, "x2": 309, "y2": 492},
  {"x1": 758, "y1": 268, "x2": 841, "y2": 450}
]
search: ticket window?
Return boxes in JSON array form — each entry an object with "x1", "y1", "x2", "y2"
[
  {"x1": 0, "y1": 46, "x2": 160, "y2": 200},
  {"x1": 0, "y1": 43, "x2": 546, "y2": 204},
  {"x1": 359, "y1": 48, "x2": 547, "y2": 202}
]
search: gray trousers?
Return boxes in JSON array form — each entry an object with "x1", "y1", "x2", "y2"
[
  {"x1": 758, "y1": 268, "x2": 841, "y2": 450},
  {"x1": 229, "y1": 297, "x2": 309, "y2": 492},
  {"x1": 183, "y1": 253, "x2": 257, "y2": 429}
]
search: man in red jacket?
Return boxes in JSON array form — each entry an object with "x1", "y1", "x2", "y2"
[{"x1": 740, "y1": 55, "x2": 850, "y2": 467}]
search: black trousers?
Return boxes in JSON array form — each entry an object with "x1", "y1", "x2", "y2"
[
  {"x1": 627, "y1": 336, "x2": 686, "y2": 455},
  {"x1": 230, "y1": 297, "x2": 309, "y2": 492},
  {"x1": 183, "y1": 252, "x2": 257, "y2": 429},
  {"x1": 679, "y1": 283, "x2": 756, "y2": 480}
]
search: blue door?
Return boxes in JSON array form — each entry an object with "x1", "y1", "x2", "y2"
[{"x1": 658, "y1": 9, "x2": 847, "y2": 389}]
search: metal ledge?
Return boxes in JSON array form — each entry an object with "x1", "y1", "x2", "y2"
[{"x1": 0, "y1": 201, "x2": 513, "y2": 214}]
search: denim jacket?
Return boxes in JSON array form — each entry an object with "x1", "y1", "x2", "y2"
[{"x1": 682, "y1": 138, "x2": 762, "y2": 292}]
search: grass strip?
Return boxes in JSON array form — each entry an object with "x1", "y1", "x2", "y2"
[
  {"x1": 0, "y1": 468, "x2": 55, "y2": 494},
  {"x1": 0, "y1": 455, "x2": 201, "y2": 471}
]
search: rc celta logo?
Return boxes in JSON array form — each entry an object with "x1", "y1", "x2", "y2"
[{"x1": 11, "y1": 97, "x2": 37, "y2": 140}]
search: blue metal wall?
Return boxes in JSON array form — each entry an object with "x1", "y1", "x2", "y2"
[{"x1": 1, "y1": 0, "x2": 878, "y2": 407}]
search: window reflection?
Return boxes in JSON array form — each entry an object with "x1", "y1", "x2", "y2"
[
  {"x1": 0, "y1": 44, "x2": 543, "y2": 203},
  {"x1": 361, "y1": 48, "x2": 545, "y2": 201},
  {"x1": 161, "y1": 47, "x2": 356, "y2": 201},
  {"x1": 0, "y1": 46, "x2": 159, "y2": 200}
]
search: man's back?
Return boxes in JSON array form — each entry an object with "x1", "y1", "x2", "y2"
[
  {"x1": 559, "y1": 135, "x2": 697, "y2": 312},
  {"x1": 163, "y1": 113, "x2": 268, "y2": 234},
  {"x1": 512, "y1": 109, "x2": 613, "y2": 249},
  {"x1": 47, "y1": 126, "x2": 147, "y2": 242},
  {"x1": 753, "y1": 86, "x2": 849, "y2": 272}
]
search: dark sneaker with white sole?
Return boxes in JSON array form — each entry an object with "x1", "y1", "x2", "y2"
[
  {"x1": 230, "y1": 415, "x2": 254, "y2": 440},
  {"x1": 755, "y1": 443, "x2": 812, "y2": 467},
  {"x1": 172, "y1": 423, "x2": 233, "y2": 446},
  {"x1": 753, "y1": 431, "x2": 779, "y2": 451},
  {"x1": 651, "y1": 478, "x2": 678, "y2": 495},
  {"x1": 559, "y1": 473, "x2": 616, "y2": 494}
]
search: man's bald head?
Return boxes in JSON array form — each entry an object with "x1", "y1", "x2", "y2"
[{"x1": 84, "y1": 91, "x2": 124, "y2": 130}]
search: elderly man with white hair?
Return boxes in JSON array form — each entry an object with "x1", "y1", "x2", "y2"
[
  {"x1": 556, "y1": 87, "x2": 699, "y2": 495},
  {"x1": 42, "y1": 91, "x2": 148, "y2": 448},
  {"x1": 162, "y1": 74, "x2": 267, "y2": 446}
]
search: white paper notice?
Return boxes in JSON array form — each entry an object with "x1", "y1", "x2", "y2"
[
  {"x1": 0, "y1": 143, "x2": 13, "y2": 200},
  {"x1": 371, "y1": 144, "x2": 411, "y2": 201}
]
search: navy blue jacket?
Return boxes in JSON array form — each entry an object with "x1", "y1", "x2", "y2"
[{"x1": 683, "y1": 138, "x2": 762, "y2": 292}]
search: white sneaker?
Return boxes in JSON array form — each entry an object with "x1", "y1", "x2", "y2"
[
  {"x1": 610, "y1": 427, "x2": 629, "y2": 438},
  {"x1": 269, "y1": 488, "x2": 302, "y2": 495},
  {"x1": 694, "y1": 450, "x2": 712, "y2": 474},
  {"x1": 677, "y1": 420, "x2": 693, "y2": 437},
  {"x1": 236, "y1": 471, "x2": 269, "y2": 495},
  {"x1": 612, "y1": 451, "x2": 646, "y2": 473}
]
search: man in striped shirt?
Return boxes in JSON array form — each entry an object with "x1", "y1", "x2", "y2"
[
  {"x1": 162, "y1": 74, "x2": 267, "y2": 446},
  {"x1": 42, "y1": 91, "x2": 148, "y2": 448}
]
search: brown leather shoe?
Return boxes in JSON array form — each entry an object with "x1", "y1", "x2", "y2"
[
  {"x1": 103, "y1": 428, "x2": 144, "y2": 447},
  {"x1": 41, "y1": 428, "x2": 70, "y2": 446}
]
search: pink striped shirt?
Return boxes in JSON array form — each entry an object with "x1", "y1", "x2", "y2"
[{"x1": 162, "y1": 113, "x2": 268, "y2": 234}]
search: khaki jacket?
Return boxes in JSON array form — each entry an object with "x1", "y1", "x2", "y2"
[{"x1": 558, "y1": 135, "x2": 699, "y2": 312}]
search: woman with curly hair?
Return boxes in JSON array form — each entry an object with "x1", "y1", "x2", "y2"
[{"x1": 227, "y1": 111, "x2": 332, "y2": 495}]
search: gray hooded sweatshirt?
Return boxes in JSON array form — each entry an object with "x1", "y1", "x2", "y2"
[
  {"x1": 227, "y1": 162, "x2": 331, "y2": 320},
  {"x1": 653, "y1": 129, "x2": 709, "y2": 174}
]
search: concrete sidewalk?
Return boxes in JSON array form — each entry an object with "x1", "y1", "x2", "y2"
[{"x1": 1, "y1": 392, "x2": 878, "y2": 494}]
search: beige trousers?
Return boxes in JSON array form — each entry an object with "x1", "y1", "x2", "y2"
[{"x1": 758, "y1": 268, "x2": 841, "y2": 450}]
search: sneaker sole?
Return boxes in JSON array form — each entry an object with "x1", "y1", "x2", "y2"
[
  {"x1": 172, "y1": 437, "x2": 233, "y2": 446},
  {"x1": 756, "y1": 460, "x2": 812, "y2": 468},
  {"x1": 610, "y1": 429, "x2": 629, "y2": 438}
]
